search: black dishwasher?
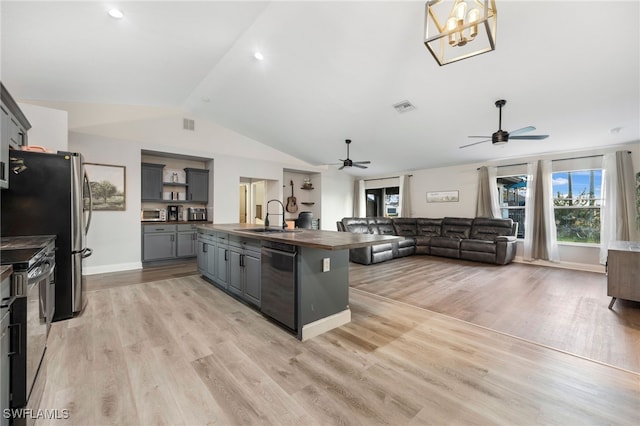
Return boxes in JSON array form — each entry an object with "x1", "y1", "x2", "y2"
[{"x1": 261, "y1": 241, "x2": 297, "y2": 332}]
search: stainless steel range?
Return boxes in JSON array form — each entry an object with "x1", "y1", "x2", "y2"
[{"x1": 0, "y1": 235, "x2": 55, "y2": 420}]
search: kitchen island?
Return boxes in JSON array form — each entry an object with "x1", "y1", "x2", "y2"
[{"x1": 197, "y1": 223, "x2": 401, "y2": 340}]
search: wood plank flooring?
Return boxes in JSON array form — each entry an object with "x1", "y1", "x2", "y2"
[
  {"x1": 35, "y1": 259, "x2": 639, "y2": 425},
  {"x1": 349, "y1": 255, "x2": 640, "y2": 373}
]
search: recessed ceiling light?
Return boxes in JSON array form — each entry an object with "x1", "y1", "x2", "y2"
[
  {"x1": 108, "y1": 9, "x2": 124, "y2": 19},
  {"x1": 254, "y1": 52, "x2": 264, "y2": 61}
]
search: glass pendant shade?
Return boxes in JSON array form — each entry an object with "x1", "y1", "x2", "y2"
[{"x1": 424, "y1": 0, "x2": 497, "y2": 66}]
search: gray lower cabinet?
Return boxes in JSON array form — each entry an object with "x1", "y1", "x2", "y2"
[
  {"x1": 197, "y1": 231, "x2": 217, "y2": 281},
  {"x1": 142, "y1": 224, "x2": 198, "y2": 262},
  {"x1": 1, "y1": 273, "x2": 11, "y2": 426},
  {"x1": 196, "y1": 232, "x2": 260, "y2": 306},
  {"x1": 177, "y1": 224, "x2": 198, "y2": 257},
  {"x1": 228, "y1": 237, "x2": 261, "y2": 307}
]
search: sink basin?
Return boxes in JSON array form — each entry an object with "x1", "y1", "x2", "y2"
[{"x1": 235, "y1": 228, "x2": 302, "y2": 234}]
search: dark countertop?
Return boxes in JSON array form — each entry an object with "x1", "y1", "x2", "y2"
[
  {"x1": 0, "y1": 235, "x2": 56, "y2": 250},
  {"x1": 1, "y1": 265, "x2": 13, "y2": 281},
  {"x1": 141, "y1": 221, "x2": 212, "y2": 225},
  {"x1": 197, "y1": 223, "x2": 401, "y2": 251}
]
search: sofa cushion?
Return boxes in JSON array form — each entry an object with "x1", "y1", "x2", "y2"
[
  {"x1": 441, "y1": 217, "x2": 473, "y2": 239},
  {"x1": 471, "y1": 218, "x2": 515, "y2": 241},
  {"x1": 416, "y1": 218, "x2": 442, "y2": 236},
  {"x1": 430, "y1": 236, "x2": 462, "y2": 249},
  {"x1": 392, "y1": 218, "x2": 417, "y2": 236},
  {"x1": 342, "y1": 217, "x2": 371, "y2": 234},
  {"x1": 371, "y1": 243, "x2": 394, "y2": 253},
  {"x1": 368, "y1": 218, "x2": 396, "y2": 236}
]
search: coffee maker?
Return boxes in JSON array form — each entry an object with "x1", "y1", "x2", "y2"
[{"x1": 167, "y1": 205, "x2": 182, "y2": 221}]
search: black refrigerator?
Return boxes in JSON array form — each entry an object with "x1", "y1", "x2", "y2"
[{"x1": 1, "y1": 150, "x2": 93, "y2": 320}]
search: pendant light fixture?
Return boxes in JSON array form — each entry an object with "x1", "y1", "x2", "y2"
[{"x1": 424, "y1": 0, "x2": 497, "y2": 66}]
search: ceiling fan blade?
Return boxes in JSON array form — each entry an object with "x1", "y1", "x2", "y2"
[
  {"x1": 459, "y1": 139, "x2": 491, "y2": 149},
  {"x1": 510, "y1": 135, "x2": 549, "y2": 140},
  {"x1": 338, "y1": 165, "x2": 345, "y2": 170},
  {"x1": 468, "y1": 135, "x2": 492, "y2": 138},
  {"x1": 509, "y1": 126, "x2": 536, "y2": 136},
  {"x1": 353, "y1": 161, "x2": 371, "y2": 165},
  {"x1": 353, "y1": 164, "x2": 368, "y2": 169}
]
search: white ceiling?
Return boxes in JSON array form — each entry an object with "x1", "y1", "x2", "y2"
[{"x1": 2, "y1": 1, "x2": 639, "y2": 176}]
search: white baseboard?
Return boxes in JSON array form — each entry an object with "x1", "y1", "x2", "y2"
[
  {"x1": 83, "y1": 262, "x2": 143, "y2": 276},
  {"x1": 513, "y1": 257, "x2": 605, "y2": 274},
  {"x1": 301, "y1": 308, "x2": 351, "y2": 341}
]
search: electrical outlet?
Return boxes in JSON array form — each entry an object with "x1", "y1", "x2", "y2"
[{"x1": 322, "y1": 258, "x2": 330, "y2": 272}]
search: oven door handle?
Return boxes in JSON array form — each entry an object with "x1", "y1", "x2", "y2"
[
  {"x1": 8, "y1": 322, "x2": 21, "y2": 356},
  {"x1": 0, "y1": 295, "x2": 16, "y2": 309},
  {"x1": 28, "y1": 260, "x2": 55, "y2": 285}
]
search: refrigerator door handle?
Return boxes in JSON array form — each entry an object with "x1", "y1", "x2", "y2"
[
  {"x1": 84, "y1": 171, "x2": 93, "y2": 235},
  {"x1": 81, "y1": 248, "x2": 93, "y2": 259}
]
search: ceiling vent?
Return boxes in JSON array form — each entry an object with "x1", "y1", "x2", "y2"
[
  {"x1": 392, "y1": 100, "x2": 416, "y2": 113},
  {"x1": 183, "y1": 118, "x2": 195, "y2": 131}
]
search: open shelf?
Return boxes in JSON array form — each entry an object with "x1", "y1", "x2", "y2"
[
  {"x1": 301, "y1": 202, "x2": 315, "y2": 206},
  {"x1": 162, "y1": 182, "x2": 188, "y2": 187}
]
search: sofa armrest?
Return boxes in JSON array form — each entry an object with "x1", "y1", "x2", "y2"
[{"x1": 495, "y1": 236, "x2": 517, "y2": 243}]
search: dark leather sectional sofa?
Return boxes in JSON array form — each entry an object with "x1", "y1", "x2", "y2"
[{"x1": 337, "y1": 217, "x2": 518, "y2": 265}]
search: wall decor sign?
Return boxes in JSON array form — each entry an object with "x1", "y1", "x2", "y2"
[
  {"x1": 427, "y1": 190, "x2": 459, "y2": 203},
  {"x1": 85, "y1": 163, "x2": 126, "y2": 211}
]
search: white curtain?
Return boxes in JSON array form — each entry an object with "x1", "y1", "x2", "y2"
[
  {"x1": 523, "y1": 160, "x2": 559, "y2": 262},
  {"x1": 399, "y1": 175, "x2": 411, "y2": 217},
  {"x1": 523, "y1": 162, "x2": 536, "y2": 260},
  {"x1": 475, "y1": 166, "x2": 500, "y2": 218},
  {"x1": 600, "y1": 151, "x2": 639, "y2": 264},
  {"x1": 600, "y1": 153, "x2": 617, "y2": 264},
  {"x1": 352, "y1": 179, "x2": 366, "y2": 217},
  {"x1": 540, "y1": 159, "x2": 560, "y2": 262}
]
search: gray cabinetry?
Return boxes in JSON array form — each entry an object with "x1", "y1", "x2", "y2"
[
  {"x1": 228, "y1": 236, "x2": 261, "y2": 307},
  {"x1": 142, "y1": 225, "x2": 176, "y2": 261},
  {"x1": 177, "y1": 224, "x2": 197, "y2": 257},
  {"x1": 1, "y1": 83, "x2": 31, "y2": 190},
  {"x1": 1, "y1": 272, "x2": 11, "y2": 426},
  {"x1": 215, "y1": 234, "x2": 229, "y2": 288},
  {"x1": 197, "y1": 232, "x2": 216, "y2": 280},
  {"x1": 141, "y1": 163, "x2": 164, "y2": 201},
  {"x1": 185, "y1": 168, "x2": 209, "y2": 202}
]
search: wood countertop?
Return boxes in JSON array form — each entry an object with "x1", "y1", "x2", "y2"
[{"x1": 197, "y1": 223, "x2": 402, "y2": 251}]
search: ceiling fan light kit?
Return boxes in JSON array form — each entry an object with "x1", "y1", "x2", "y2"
[{"x1": 424, "y1": 0, "x2": 497, "y2": 66}]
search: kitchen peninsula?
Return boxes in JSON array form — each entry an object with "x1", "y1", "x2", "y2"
[{"x1": 197, "y1": 223, "x2": 401, "y2": 340}]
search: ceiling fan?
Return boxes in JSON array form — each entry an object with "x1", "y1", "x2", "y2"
[
  {"x1": 335, "y1": 139, "x2": 371, "y2": 170},
  {"x1": 459, "y1": 99, "x2": 549, "y2": 149}
]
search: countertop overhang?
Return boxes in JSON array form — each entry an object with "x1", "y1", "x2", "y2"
[{"x1": 197, "y1": 223, "x2": 402, "y2": 251}]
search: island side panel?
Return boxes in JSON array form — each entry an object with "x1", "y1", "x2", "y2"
[{"x1": 297, "y1": 247, "x2": 350, "y2": 340}]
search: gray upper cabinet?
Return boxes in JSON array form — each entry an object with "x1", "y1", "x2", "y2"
[
  {"x1": 185, "y1": 168, "x2": 209, "y2": 203},
  {"x1": 1, "y1": 83, "x2": 31, "y2": 190},
  {"x1": 141, "y1": 163, "x2": 164, "y2": 201}
]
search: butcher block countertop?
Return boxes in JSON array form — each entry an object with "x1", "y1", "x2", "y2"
[{"x1": 197, "y1": 223, "x2": 401, "y2": 251}]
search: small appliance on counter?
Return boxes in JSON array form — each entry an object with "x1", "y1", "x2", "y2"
[
  {"x1": 188, "y1": 207, "x2": 207, "y2": 221},
  {"x1": 167, "y1": 205, "x2": 183, "y2": 221},
  {"x1": 141, "y1": 208, "x2": 166, "y2": 222}
]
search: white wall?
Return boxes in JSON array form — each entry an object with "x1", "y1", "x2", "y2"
[
  {"x1": 320, "y1": 168, "x2": 354, "y2": 231},
  {"x1": 18, "y1": 103, "x2": 68, "y2": 152}
]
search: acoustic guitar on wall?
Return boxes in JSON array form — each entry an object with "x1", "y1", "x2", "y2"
[{"x1": 286, "y1": 180, "x2": 298, "y2": 213}]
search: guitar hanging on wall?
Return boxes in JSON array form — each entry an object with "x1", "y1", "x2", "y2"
[{"x1": 286, "y1": 180, "x2": 298, "y2": 213}]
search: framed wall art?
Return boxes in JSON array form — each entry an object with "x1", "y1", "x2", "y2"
[
  {"x1": 426, "y1": 190, "x2": 459, "y2": 203},
  {"x1": 85, "y1": 163, "x2": 126, "y2": 211}
]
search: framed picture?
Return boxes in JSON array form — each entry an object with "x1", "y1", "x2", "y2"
[
  {"x1": 427, "y1": 190, "x2": 459, "y2": 203},
  {"x1": 85, "y1": 163, "x2": 126, "y2": 211}
]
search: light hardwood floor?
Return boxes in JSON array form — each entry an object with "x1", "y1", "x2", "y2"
[{"x1": 34, "y1": 258, "x2": 639, "y2": 425}]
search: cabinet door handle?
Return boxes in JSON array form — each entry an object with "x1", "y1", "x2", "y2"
[
  {"x1": 203, "y1": 243, "x2": 207, "y2": 253},
  {"x1": 240, "y1": 254, "x2": 245, "y2": 267},
  {"x1": 171, "y1": 234, "x2": 175, "y2": 242},
  {"x1": 224, "y1": 249, "x2": 228, "y2": 261}
]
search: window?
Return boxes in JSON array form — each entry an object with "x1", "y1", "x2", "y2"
[
  {"x1": 552, "y1": 169, "x2": 602, "y2": 243},
  {"x1": 365, "y1": 186, "x2": 399, "y2": 217},
  {"x1": 497, "y1": 175, "x2": 528, "y2": 238}
]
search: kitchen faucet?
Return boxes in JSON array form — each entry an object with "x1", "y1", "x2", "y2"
[{"x1": 265, "y1": 199, "x2": 287, "y2": 229}]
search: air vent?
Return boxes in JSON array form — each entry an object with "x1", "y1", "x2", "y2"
[
  {"x1": 392, "y1": 100, "x2": 416, "y2": 113},
  {"x1": 183, "y1": 118, "x2": 195, "y2": 131}
]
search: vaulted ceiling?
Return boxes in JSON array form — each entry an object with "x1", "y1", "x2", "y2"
[{"x1": 2, "y1": 1, "x2": 639, "y2": 175}]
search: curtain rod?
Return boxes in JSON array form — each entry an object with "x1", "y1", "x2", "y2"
[
  {"x1": 478, "y1": 151, "x2": 632, "y2": 170},
  {"x1": 363, "y1": 174, "x2": 412, "y2": 182}
]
